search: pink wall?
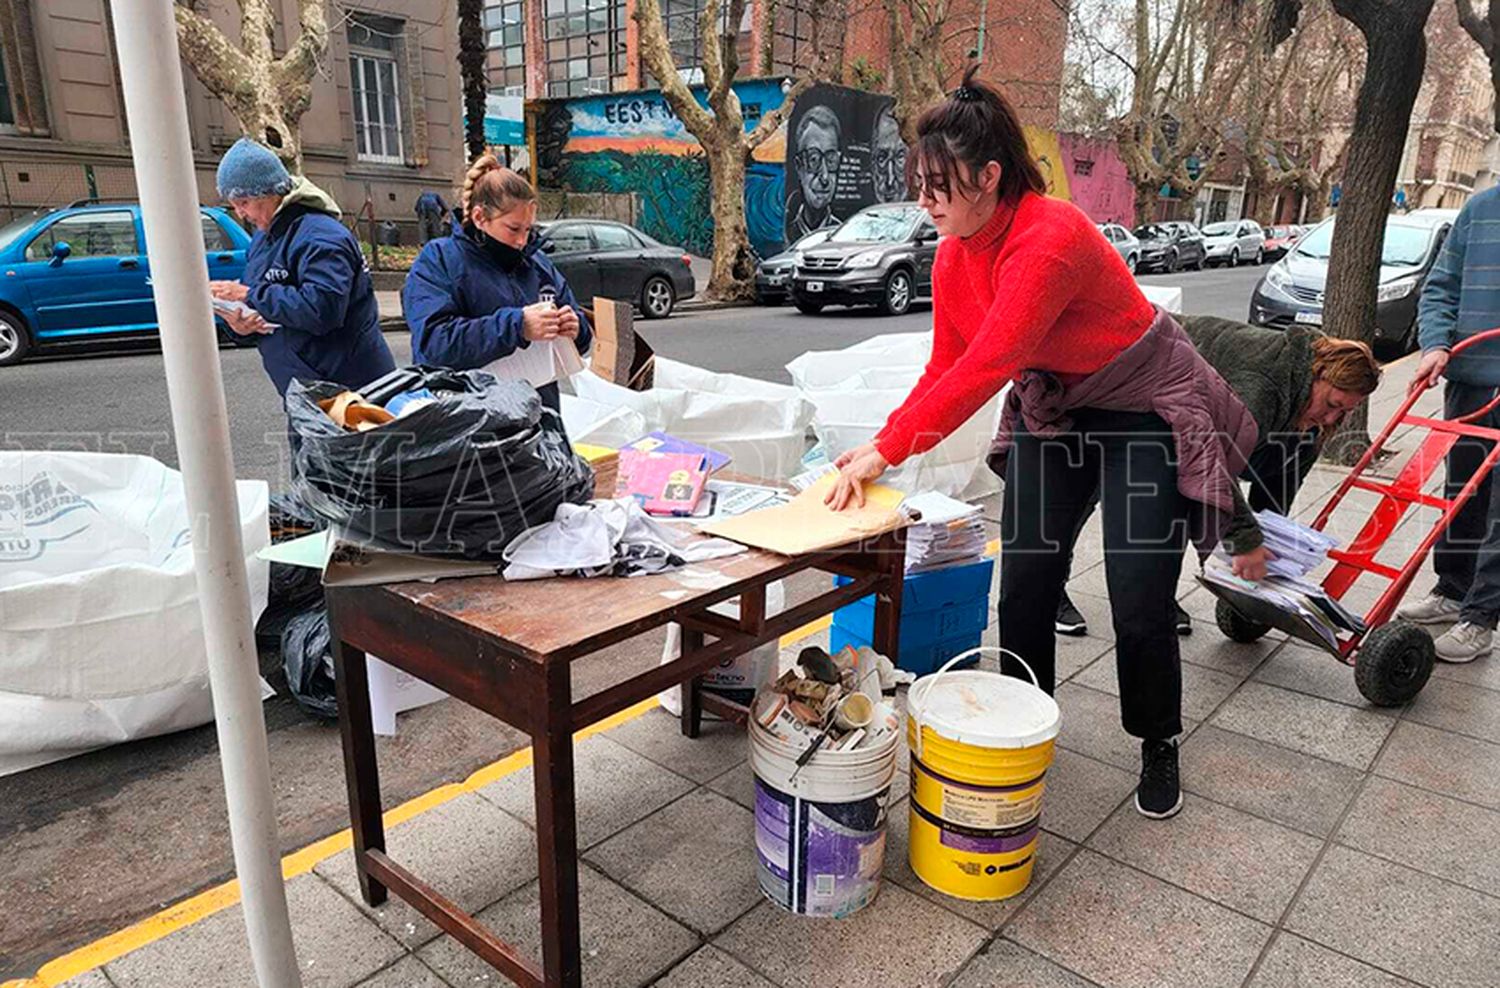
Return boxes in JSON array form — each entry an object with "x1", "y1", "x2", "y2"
[{"x1": 1058, "y1": 134, "x2": 1135, "y2": 225}]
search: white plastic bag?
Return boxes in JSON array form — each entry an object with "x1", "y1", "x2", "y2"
[
  {"x1": 658, "y1": 580, "x2": 786, "y2": 717},
  {"x1": 573, "y1": 362, "x2": 814, "y2": 481},
  {"x1": 0, "y1": 452, "x2": 271, "y2": 775},
  {"x1": 786, "y1": 334, "x2": 1003, "y2": 499},
  {"x1": 560, "y1": 393, "x2": 648, "y2": 448}
]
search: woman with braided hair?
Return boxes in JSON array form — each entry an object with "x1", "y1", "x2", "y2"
[
  {"x1": 826, "y1": 68, "x2": 1268, "y2": 820},
  {"x1": 402, "y1": 154, "x2": 592, "y2": 412}
]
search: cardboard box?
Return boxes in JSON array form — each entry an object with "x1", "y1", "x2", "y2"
[{"x1": 589, "y1": 296, "x2": 655, "y2": 391}]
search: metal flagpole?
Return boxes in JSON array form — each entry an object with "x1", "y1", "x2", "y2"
[{"x1": 108, "y1": 2, "x2": 302, "y2": 983}]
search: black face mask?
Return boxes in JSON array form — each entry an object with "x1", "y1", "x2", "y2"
[{"x1": 478, "y1": 229, "x2": 528, "y2": 272}]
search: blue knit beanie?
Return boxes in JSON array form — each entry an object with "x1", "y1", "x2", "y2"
[{"x1": 216, "y1": 138, "x2": 294, "y2": 200}]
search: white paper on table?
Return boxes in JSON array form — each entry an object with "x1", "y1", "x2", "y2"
[{"x1": 483, "y1": 337, "x2": 585, "y2": 389}]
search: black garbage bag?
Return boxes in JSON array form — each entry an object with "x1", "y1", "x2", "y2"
[
  {"x1": 281, "y1": 605, "x2": 338, "y2": 719},
  {"x1": 256, "y1": 492, "x2": 328, "y2": 647},
  {"x1": 287, "y1": 368, "x2": 594, "y2": 560}
]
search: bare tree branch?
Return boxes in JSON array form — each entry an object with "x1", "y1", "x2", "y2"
[{"x1": 1457, "y1": 0, "x2": 1495, "y2": 54}]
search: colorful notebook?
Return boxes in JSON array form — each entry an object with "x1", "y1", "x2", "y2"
[
  {"x1": 616, "y1": 449, "x2": 710, "y2": 516},
  {"x1": 622, "y1": 431, "x2": 731, "y2": 473}
]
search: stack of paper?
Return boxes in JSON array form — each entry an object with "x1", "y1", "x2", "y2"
[
  {"x1": 573, "y1": 443, "x2": 620, "y2": 501},
  {"x1": 901, "y1": 491, "x2": 988, "y2": 574}
]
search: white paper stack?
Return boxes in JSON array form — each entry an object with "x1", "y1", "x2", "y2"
[{"x1": 901, "y1": 491, "x2": 988, "y2": 574}]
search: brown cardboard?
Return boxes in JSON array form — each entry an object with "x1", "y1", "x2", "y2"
[{"x1": 589, "y1": 296, "x2": 655, "y2": 391}]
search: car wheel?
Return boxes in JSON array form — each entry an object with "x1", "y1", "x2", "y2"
[
  {"x1": 1254, "y1": 247, "x2": 1265, "y2": 265},
  {"x1": 1166, "y1": 250, "x2": 1180, "y2": 273},
  {"x1": 1230, "y1": 247, "x2": 1241, "y2": 266},
  {"x1": 1126, "y1": 253, "x2": 1139, "y2": 274},
  {"x1": 879, "y1": 269, "x2": 913, "y2": 316},
  {"x1": 0, "y1": 310, "x2": 33, "y2": 367},
  {"x1": 794, "y1": 299, "x2": 825, "y2": 315},
  {"x1": 640, "y1": 275, "x2": 675, "y2": 319}
]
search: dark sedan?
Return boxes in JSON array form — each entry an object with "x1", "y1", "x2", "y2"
[
  {"x1": 755, "y1": 228, "x2": 834, "y2": 304},
  {"x1": 1132, "y1": 222, "x2": 1207, "y2": 273},
  {"x1": 537, "y1": 219, "x2": 696, "y2": 318}
]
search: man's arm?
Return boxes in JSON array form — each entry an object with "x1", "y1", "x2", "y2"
[{"x1": 1417, "y1": 209, "x2": 1469, "y2": 353}]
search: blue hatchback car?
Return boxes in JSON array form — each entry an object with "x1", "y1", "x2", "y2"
[{"x1": 0, "y1": 201, "x2": 252, "y2": 366}]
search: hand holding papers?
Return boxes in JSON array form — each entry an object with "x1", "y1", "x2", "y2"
[{"x1": 700, "y1": 475, "x2": 907, "y2": 556}]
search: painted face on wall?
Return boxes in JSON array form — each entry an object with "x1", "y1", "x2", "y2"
[
  {"x1": 795, "y1": 110, "x2": 842, "y2": 212},
  {"x1": 870, "y1": 110, "x2": 908, "y2": 203}
]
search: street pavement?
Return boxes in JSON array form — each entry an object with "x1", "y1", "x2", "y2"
[{"x1": 0, "y1": 262, "x2": 1292, "y2": 976}]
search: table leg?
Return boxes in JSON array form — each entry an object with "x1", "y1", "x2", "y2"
[
  {"x1": 679, "y1": 627, "x2": 705, "y2": 739},
  {"x1": 871, "y1": 530, "x2": 906, "y2": 664},
  {"x1": 534, "y1": 663, "x2": 582, "y2": 988},
  {"x1": 333, "y1": 637, "x2": 387, "y2": 907}
]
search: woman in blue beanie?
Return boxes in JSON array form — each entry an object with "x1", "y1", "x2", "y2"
[
  {"x1": 401, "y1": 154, "x2": 591, "y2": 414},
  {"x1": 209, "y1": 138, "x2": 395, "y2": 399}
]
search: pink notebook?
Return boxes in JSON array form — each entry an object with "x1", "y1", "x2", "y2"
[{"x1": 616, "y1": 449, "x2": 709, "y2": 516}]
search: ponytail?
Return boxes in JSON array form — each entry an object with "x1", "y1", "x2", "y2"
[{"x1": 460, "y1": 154, "x2": 535, "y2": 224}]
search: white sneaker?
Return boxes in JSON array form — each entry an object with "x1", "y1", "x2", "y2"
[
  {"x1": 1397, "y1": 593, "x2": 1463, "y2": 625},
  {"x1": 1434, "y1": 622, "x2": 1493, "y2": 664}
]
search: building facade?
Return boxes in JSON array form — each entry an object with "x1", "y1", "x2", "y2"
[
  {"x1": 1393, "y1": 4, "x2": 1493, "y2": 211},
  {"x1": 0, "y1": 0, "x2": 466, "y2": 226}
]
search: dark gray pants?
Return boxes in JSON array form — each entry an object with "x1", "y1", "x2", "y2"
[{"x1": 1433, "y1": 381, "x2": 1500, "y2": 627}]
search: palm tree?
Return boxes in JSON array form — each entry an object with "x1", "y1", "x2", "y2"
[{"x1": 457, "y1": 0, "x2": 488, "y2": 162}]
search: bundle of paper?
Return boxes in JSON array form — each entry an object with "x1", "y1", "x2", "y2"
[{"x1": 901, "y1": 491, "x2": 988, "y2": 573}]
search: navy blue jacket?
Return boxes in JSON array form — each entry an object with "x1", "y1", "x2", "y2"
[
  {"x1": 402, "y1": 222, "x2": 593, "y2": 375},
  {"x1": 243, "y1": 202, "x2": 395, "y2": 396}
]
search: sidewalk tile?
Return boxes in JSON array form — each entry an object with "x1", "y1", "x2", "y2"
[
  {"x1": 1252, "y1": 644, "x2": 1396, "y2": 711},
  {"x1": 1287, "y1": 845, "x2": 1500, "y2": 988},
  {"x1": 1177, "y1": 623, "x2": 1279, "y2": 678},
  {"x1": 585, "y1": 789, "x2": 761, "y2": 935},
  {"x1": 604, "y1": 708, "x2": 748, "y2": 783},
  {"x1": 1074, "y1": 652, "x2": 1241, "y2": 720},
  {"x1": 1180, "y1": 726, "x2": 1363, "y2": 837},
  {"x1": 1054, "y1": 683, "x2": 1199, "y2": 771},
  {"x1": 1404, "y1": 676, "x2": 1500, "y2": 743},
  {"x1": 950, "y1": 939, "x2": 1096, "y2": 988},
  {"x1": 315, "y1": 792, "x2": 536, "y2": 947},
  {"x1": 1209, "y1": 682, "x2": 1395, "y2": 769},
  {"x1": 715, "y1": 885, "x2": 986, "y2": 988},
  {"x1": 1007, "y1": 850, "x2": 1270, "y2": 988},
  {"x1": 58, "y1": 973, "x2": 112, "y2": 988},
  {"x1": 1337, "y1": 776, "x2": 1500, "y2": 898},
  {"x1": 882, "y1": 796, "x2": 1076, "y2": 929},
  {"x1": 1038, "y1": 747, "x2": 1136, "y2": 843},
  {"x1": 476, "y1": 734, "x2": 695, "y2": 849},
  {"x1": 1247, "y1": 934, "x2": 1421, "y2": 988},
  {"x1": 1088, "y1": 797, "x2": 1322, "y2": 922},
  {"x1": 1373, "y1": 721, "x2": 1500, "y2": 810},
  {"x1": 982, "y1": 623, "x2": 1112, "y2": 685},
  {"x1": 418, "y1": 865, "x2": 697, "y2": 988},
  {"x1": 706, "y1": 761, "x2": 755, "y2": 811},
  {"x1": 1429, "y1": 653, "x2": 1500, "y2": 693},
  {"x1": 105, "y1": 874, "x2": 403, "y2": 988},
  {"x1": 353, "y1": 957, "x2": 451, "y2": 987},
  {"x1": 654, "y1": 947, "x2": 776, "y2": 988}
]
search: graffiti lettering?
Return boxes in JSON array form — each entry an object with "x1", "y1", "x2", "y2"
[{"x1": 603, "y1": 99, "x2": 677, "y2": 126}]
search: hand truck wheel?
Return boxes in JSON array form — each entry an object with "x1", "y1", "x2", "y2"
[
  {"x1": 1215, "y1": 598, "x2": 1270, "y2": 643},
  {"x1": 1354, "y1": 620, "x2": 1435, "y2": 707}
]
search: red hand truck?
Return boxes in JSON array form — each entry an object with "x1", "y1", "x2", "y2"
[{"x1": 1213, "y1": 327, "x2": 1500, "y2": 706}]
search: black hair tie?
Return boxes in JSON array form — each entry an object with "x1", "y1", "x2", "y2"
[{"x1": 953, "y1": 86, "x2": 982, "y2": 103}]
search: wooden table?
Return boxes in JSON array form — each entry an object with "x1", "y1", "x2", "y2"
[{"x1": 326, "y1": 529, "x2": 905, "y2": 988}]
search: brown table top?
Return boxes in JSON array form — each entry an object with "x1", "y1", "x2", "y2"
[{"x1": 355, "y1": 540, "x2": 854, "y2": 663}]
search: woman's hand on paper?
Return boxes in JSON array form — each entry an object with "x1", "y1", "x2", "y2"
[
  {"x1": 220, "y1": 304, "x2": 273, "y2": 336},
  {"x1": 209, "y1": 280, "x2": 248, "y2": 303},
  {"x1": 522, "y1": 301, "x2": 563, "y2": 342},
  {"x1": 1231, "y1": 545, "x2": 1275, "y2": 582},
  {"x1": 825, "y1": 443, "x2": 890, "y2": 512}
]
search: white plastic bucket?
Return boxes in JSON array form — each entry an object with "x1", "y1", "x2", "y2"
[{"x1": 749, "y1": 697, "x2": 900, "y2": 917}]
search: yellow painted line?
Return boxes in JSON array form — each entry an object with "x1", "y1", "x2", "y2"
[{"x1": 9, "y1": 696, "x2": 661, "y2": 987}]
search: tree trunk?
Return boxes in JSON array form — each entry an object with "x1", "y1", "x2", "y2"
[
  {"x1": 706, "y1": 137, "x2": 756, "y2": 299},
  {"x1": 1321, "y1": 0, "x2": 1435, "y2": 464},
  {"x1": 458, "y1": 0, "x2": 488, "y2": 162}
]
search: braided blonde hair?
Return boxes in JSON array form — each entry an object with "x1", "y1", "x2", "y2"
[{"x1": 460, "y1": 154, "x2": 535, "y2": 225}]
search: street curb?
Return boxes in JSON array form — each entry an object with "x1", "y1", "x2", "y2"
[{"x1": 675, "y1": 298, "x2": 752, "y2": 314}]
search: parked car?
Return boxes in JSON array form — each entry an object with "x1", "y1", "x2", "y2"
[
  {"x1": 1262, "y1": 225, "x2": 1303, "y2": 261},
  {"x1": 755, "y1": 228, "x2": 834, "y2": 304},
  {"x1": 0, "y1": 200, "x2": 251, "y2": 367},
  {"x1": 535, "y1": 219, "x2": 696, "y2": 319},
  {"x1": 1132, "y1": 222, "x2": 1207, "y2": 273},
  {"x1": 789, "y1": 203, "x2": 939, "y2": 316},
  {"x1": 1202, "y1": 218, "x2": 1266, "y2": 266},
  {"x1": 1248, "y1": 208, "x2": 1458, "y2": 354},
  {"x1": 1097, "y1": 222, "x2": 1141, "y2": 273}
]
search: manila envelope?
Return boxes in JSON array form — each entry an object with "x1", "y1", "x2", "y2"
[{"x1": 698, "y1": 475, "x2": 907, "y2": 556}]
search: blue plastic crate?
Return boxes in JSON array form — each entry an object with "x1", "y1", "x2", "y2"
[{"x1": 831, "y1": 557, "x2": 994, "y2": 676}]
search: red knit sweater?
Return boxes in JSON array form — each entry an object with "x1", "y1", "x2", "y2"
[{"x1": 874, "y1": 193, "x2": 1157, "y2": 466}]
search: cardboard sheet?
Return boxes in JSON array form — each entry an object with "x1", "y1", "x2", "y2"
[{"x1": 698, "y1": 475, "x2": 907, "y2": 556}]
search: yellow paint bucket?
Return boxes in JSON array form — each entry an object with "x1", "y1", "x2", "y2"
[{"x1": 905, "y1": 647, "x2": 1061, "y2": 901}]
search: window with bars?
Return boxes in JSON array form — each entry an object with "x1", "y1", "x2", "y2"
[
  {"x1": 770, "y1": 0, "x2": 839, "y2": 76},
  {"x1": 484, "y1": 0, "x2": 527, "y2": 94},
  {"x1": 543, "y1": 0, "x2": 627, "y2": 97},
  {"x1": 656, "y1": 0, "x2": 746, "y2": 81},
  {"x1": 0, "y1": 43, "x2": 13, "y2": 130},
  {"x1": 348, "y1": 14, "x2": 405, "y2": 163}
]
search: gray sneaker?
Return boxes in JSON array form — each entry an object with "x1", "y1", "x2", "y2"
[
  {"x1": 1434, "y1": 622, "x2": 1493, "y2": 664},
  {"x1": 1397, "y1": 593, "x2": 1463, "y2": 625}
]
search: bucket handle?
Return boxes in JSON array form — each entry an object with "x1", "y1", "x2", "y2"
[{"x1": 911, "y1": 646, "x2": 1038, "y2": 762}]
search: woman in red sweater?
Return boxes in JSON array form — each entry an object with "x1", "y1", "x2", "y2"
[{"x1": 827, "y1": 71, "x2": 1270, "y2": 820}]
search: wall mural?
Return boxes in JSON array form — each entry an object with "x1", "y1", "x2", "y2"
[
  {"x1": 1056, "y1": 134, "x2": 1135, "y2": 226},
  {"x1": 783, "y1": 85, "x2": 909, "y2": 244}
]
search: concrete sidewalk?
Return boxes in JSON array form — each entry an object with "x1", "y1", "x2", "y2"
[{"x1": 28, "y1": 359, "x2": 1500, "y2": 988}]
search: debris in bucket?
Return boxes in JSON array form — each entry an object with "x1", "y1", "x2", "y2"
[{"x1": 762, "y1": 653, "x2": 898, "y2": 758}]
